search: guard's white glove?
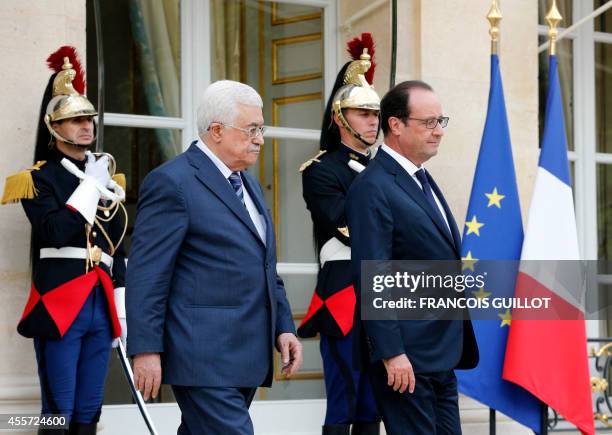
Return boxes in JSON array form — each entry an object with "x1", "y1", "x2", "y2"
[
  {"x1": 85, "y1": 152, "x2": 111, "y2": 187},
  {"x1": 112, "y1": 287, "x2": 127, "y2": 349},
  {"x1": 63, "y1": 153, "x2": 121, "y2": 224}
]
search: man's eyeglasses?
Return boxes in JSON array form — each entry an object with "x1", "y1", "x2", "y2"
[
  {"x1": 208, "y1": 122, "x2": 266, "y2": 139},
  {"x1": 406, "y1": 117, "x2": 449, "y2": 129}
]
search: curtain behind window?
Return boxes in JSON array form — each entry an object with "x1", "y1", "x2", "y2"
[
  {"x1": 211, "y1": 0, "x2": 243, "y2": 81},
  {"x1": 129, "y1": 0, "x2": 181, "y2": 158}
]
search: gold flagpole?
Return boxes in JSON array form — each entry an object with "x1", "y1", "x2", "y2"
[
  {"x1": 487, "y1": 0, "x2": 502, "y2": 55},
  {"x1": 545, "y1": 0, "x2": 563, "y2": 56}
]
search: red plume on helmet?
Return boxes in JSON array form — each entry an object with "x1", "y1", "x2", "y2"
[
  {"x1": 46, "y1": 46, "x2": 86, "y2": 95},
  {"x1": 346, "y1": 32, "x2": 376, "y2": 85}
]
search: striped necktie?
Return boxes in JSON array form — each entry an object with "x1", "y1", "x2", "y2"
[{"x1": 228, "y1": 172, "x2": 245, "y2": 205}]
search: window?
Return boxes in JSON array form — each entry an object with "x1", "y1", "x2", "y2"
[{"x1": 86, "y1": 0, "x2": 337, "y2": 404}]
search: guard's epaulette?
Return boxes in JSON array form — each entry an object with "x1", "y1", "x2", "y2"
[
  {"x1": 1, "y1": 161, "x2": 46, "y2": 204},
  {"x1": 299, "y1": 150, "x2": 327, "y2": 172},
  {"x1": 112, "y1": 173, "x2": 126, "y2": 192}
]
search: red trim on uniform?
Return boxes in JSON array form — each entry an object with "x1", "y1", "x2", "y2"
[
  {"x1": 20, "y1": 285, "x2": 41, "y2": 321},
  {"x1": 299, "y1": 291, "x2": 324, "y2": 328},
  {"x1": 42, "y1": 270, "x2": 99, "y2": 336},
  {"x1": 325, "y1": 285, "x2": 356, "y2": 336},
  {"x1": 66, "y1": 204, "x2": 77, "y2": 213},
  {"x1": 36, "y1": 267, "x2": 122, "y2": 339},
  {"x1": 94, "y1": 266, "x2": 122, "y2": 339}
]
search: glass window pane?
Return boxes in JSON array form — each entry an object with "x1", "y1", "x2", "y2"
[
  {"x1": 86, "y1": 0, "x2": 181, "y2": 117},
  {"x1": 538, "y1": 0, "x2": 572, "y2": 26},
  {"x1": 595, "y1": 0, "x2": 612, "y2": 33},
  {"x1": 596, "y1": 42, "x2": 612, "y2": 153},
  {"x1": 538, "y1": 36, "x2": 574, "y2": 151},
  {"x1": 250, "y1": 138, "x2": 318, "y2": 263},
  {"x1": 598, "y1": 164, "x2": 612, "y2": 260},
  {"x1": 210, "y1": 0, "x2": 324, "y2": 129}
]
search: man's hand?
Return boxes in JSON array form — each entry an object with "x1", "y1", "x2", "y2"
[
  {"x1": 85, "y1": 152, "x2": 111, "y2": 187},
  {"x1": 383, "y1": 353, "x2": 415, "y2": 394},
  {"x1": 133, "y1": 352, "x2": 162, "y2": 401},
  {"x1": 276, "y1": 333, "x2": 303, "y2": 377}
]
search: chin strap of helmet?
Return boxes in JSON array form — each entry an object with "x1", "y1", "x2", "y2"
[{"x1": 333, "y1": 102, "x2": 380, "y2": 147}]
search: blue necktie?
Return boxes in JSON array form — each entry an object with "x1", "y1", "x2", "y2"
[
  {"x1": 415, "y1": 169, "x2": 449, "y2": 235},
  {"x1": 228, "y1": 172, "x2": 245, "y2": 205}
]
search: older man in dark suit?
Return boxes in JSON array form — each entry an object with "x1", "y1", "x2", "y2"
[
  {"x1": 346, "y1": 81, "x2": 478, "y2": 435},
  {"x1": 126, "y1": 80, "x2": 302, "y2": 435}
]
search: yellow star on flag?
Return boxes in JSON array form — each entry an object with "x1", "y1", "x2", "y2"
[
  {"x1": 472, "y1": 287, "x2": 491, "y2": 300},
  {"x1": 461, "y1": 251, "x2": 478, "y2": 272},
  {"x1": 498, "y1": 309, "x2": 512, "y2": 327},
  {"x1": 485, "y1": 187, "x2": 505, "y2": 208},
  {"x1": 465, "y1": 215, "x2": 484, "y2": 236}
]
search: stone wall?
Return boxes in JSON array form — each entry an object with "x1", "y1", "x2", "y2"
[{"x1": 0, "y1": 0, "x2": 86, "y2": 411}]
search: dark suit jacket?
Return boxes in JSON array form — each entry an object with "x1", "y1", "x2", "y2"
[
  {"x1": 346, "y1": 148, "x2": 478, "y2": 373},
  {"x1": 126, "y1": 143, "x2": 295, "y2": 387}
]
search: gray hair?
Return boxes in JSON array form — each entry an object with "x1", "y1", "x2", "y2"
[{"x1": 197, "y1": 80, "x2": 263, "y2": 135}]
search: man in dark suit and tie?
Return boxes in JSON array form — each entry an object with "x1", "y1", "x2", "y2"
[
  {"x1": 125, "y1": 80, "x2": 303, "y2": 435},
  {"x1": 346, "y1": 81, "x2": 478, "y2": 435}
]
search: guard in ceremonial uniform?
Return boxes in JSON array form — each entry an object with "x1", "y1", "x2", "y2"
[
  {"x1": 298, "y1": 34, "x2": 381, "y2": 435},
  {"x1": 2, "y1": 47, "x2": 127, "y2": 435}
]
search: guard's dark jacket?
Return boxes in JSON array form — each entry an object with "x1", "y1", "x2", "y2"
[
  {"x1": 298, "y1": 144, "x2": 369, "y2": 338},
  {"x1": 17, "y1": 149, "x2": 126, "y2": 339}
]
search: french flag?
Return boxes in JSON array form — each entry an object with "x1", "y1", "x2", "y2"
[{"x1": 502, "y1": 55, "x2": 594, "y2": 435}]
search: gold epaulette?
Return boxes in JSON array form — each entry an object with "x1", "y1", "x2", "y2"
[
  {"x1": 299, "y1": 150, "x2": 327, "y2": 172},
  {"x1": 1, "y1": 161, "x2": 46, "y2": 204},
  {"x1": 112, "y1": 173, "x2": 126, "y2": 192}
]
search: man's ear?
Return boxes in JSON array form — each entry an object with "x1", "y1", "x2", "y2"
[
  {"x1": 332, "y1": 112, "x2": 343, "y2": 130},
  {"x1": 387, "y1": 117, "x2": 403, "y2": 136},
  {"x1": 207, "y1": 123, "x2": 224, "y2": 143}
]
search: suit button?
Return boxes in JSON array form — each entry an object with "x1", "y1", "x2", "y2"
[{"x1": 265, "y1": 262, "x2": 270, "y2": 268}]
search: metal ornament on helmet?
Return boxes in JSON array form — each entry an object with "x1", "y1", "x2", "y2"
[
  {"x1": 331, "y1": 48, "x2": 381, "y2": 146},
  {"x1": 44, "y1": 55, "x2": 98, "y2": 147}
]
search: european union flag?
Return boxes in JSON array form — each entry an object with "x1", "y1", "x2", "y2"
[{"x1": 455, "y1": 54, "x2": 542, "y2": 432}]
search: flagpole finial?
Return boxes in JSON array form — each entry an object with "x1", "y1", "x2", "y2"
[
  {"x1": 487, "y1": 0, "x2": 502, "y2": 55},
  {"x1": 545, "y1": 0, "x2": 563, "y2": 55}
]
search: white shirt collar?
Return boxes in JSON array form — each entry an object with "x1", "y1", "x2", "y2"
[
  {"x1": 195, "y1": 138, "x2": 234, "y2": 179},
  {"x1": 380, "y1": 144, "x2": 423, "y2": 176}
]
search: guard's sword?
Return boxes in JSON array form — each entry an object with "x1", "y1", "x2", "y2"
[{"x1": 116, "y1": 341, "x2": 159, "y2": 435}]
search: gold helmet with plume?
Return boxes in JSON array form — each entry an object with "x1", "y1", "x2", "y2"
[
  {"x1": 331, "y1": 34, "x2": 381, "y2": 146},
  {"x1": 43, "y1": 47, "x2": 97, "y2": 146}
]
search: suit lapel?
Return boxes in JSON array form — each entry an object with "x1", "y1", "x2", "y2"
[
  {"x1": 187, "y1": 144, "x2": 265, "y2": 245},
  {"x1": 376, "y1": 150, "x2": 457, "y2": 251}
]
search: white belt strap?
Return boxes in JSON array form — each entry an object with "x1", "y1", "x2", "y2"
[
  {"x1": 319, "y1": 237, "x2": 351, "y2": 267},
  {"x1": 40, "y1": 247, "x2": 113, "y2": 269}
]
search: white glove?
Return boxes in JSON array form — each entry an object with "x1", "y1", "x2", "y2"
[
  {"x1": 112, "y1": 287, "x2": 127, "y2": 349},
  {"x1": 63, "y1": 155, "x2": 121, "y2": 224},
  {"x1": 85, "y1": 152, "x2": 111, "y2": 188}
]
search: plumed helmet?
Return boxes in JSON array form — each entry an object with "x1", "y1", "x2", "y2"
[
  {"x1": 320, "y1": 33, "x2": 381, "y2": 150},
  {"x1": 42, "y1": 46, "x2": 97, "y2": 146}
]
